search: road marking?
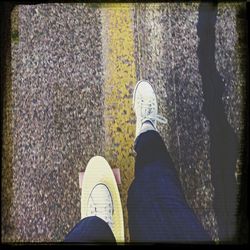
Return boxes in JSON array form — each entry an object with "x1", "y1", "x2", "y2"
[{"x1": 101, "y1": 4, "x2": 136, "y2": 242}]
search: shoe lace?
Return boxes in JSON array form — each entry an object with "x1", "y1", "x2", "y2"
[
  {"x1": 140, "y1": 96, "x2": 168, "y2": 125},
  {"x1": 88, "y1": 196, "x2": 114, "y2": 228}
]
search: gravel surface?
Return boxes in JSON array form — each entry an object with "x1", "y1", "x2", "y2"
[
  {"x1": 3, "y1": 3, "x2": 104, "y2": 242},
  {"x1": 1, "y1": 2, "x2": 245, "y2": 242},
  {"x1": 134, "y1": 3, "x2": 218, "y2": 240},
  {"x1": 100, "y1": 6, "x2": 136, "y2": 242},
  {"x1": 215, "y1": 3, "x2": 245, "y2": 139}
]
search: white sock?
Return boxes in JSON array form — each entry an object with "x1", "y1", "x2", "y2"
[{"x1": 139, "y1": 120, "x2": 156, "y2": 135}]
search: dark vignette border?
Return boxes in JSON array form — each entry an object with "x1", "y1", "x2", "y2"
[{"x1": 0, "y1": 0, "x2": 248, "y2": 245}]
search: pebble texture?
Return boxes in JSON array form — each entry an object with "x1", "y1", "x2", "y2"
[
  {"x1": 215, "y1": 3, "x2": 246, "y2": 182},
  {"x1": 134, "y1": 3, "x2": 218, "y2": 240},
  {"x1": 215, "y1": 3, "x2": 245, "y2": 139},
  {"x1": 101, "y1": 5, "x2": 136, "y2": 242},
  {"x1": 1, "y1": 3, "x2": 245, "y2": 242},
  {"x1": 3, "y1": 4, "x2": 105, "y2": 241}
]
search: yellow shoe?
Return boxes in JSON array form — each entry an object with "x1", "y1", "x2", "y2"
[{"x1": 81, "y1": 156, "x2": 124, "y2": 243}]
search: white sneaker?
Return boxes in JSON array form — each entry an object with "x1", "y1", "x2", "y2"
[
  {"x1": 133, "y1": 80, "x2": 168, "y2": 137},
  {"x1": 86, "y1": 184, "x2": 113, "y2": 229}
]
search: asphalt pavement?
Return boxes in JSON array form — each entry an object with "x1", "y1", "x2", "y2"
[{"x1": 1, "y1": 2, "x2": 246, "y2": 242}]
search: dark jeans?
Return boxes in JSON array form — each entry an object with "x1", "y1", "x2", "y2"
[
  {"x1": 64, "y1": 130, "x2": 211, "y2": 243},
  {"x1": 64, "y1": 216, "x2": 115, "y2": 243}
]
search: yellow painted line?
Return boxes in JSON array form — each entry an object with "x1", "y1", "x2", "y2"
[{"x1": 101, "y1": 3, "x2": 136, "y2": 242}]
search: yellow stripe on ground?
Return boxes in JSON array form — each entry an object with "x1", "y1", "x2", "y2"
[{"x1": 101, "y1": 4, "x2": 136, "y2": 242}]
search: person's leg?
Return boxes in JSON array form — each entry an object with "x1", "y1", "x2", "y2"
[
  {"x1": 64, "y1": 216, "x2": 116, "y2": 243},
  {"x1": 127, "y1": 80, "x2": 211, "y2": 242},
  {"x1": 128, "y1": 130, "x2": 211, "y2": 242}
]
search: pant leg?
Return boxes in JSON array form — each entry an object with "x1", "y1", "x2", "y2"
[
  {"x1": 64, "y1": 216, "x2": 116, "y2": 243},
  {"x1": 127, "y1": 130, "x2": 212, "y2": 243}
]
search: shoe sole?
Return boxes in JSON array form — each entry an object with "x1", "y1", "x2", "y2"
[{"x1": 81, "y1": 156, "x2": 124, "y2": 243}]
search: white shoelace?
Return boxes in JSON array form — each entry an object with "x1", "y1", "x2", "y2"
[
  {"x1": 139, "y1": 97, "x2": 168, "y2": 125},
  {"x1": 88, "y1": 199, "x2": 113, "y2": 228},
  {"x1": 87, "y1": 185, "x2": 114, "y2": 228}
]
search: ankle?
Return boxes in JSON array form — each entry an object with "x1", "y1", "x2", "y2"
[{"x1": 139, "y1": 120, "x2": 156, "y2": 135}]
